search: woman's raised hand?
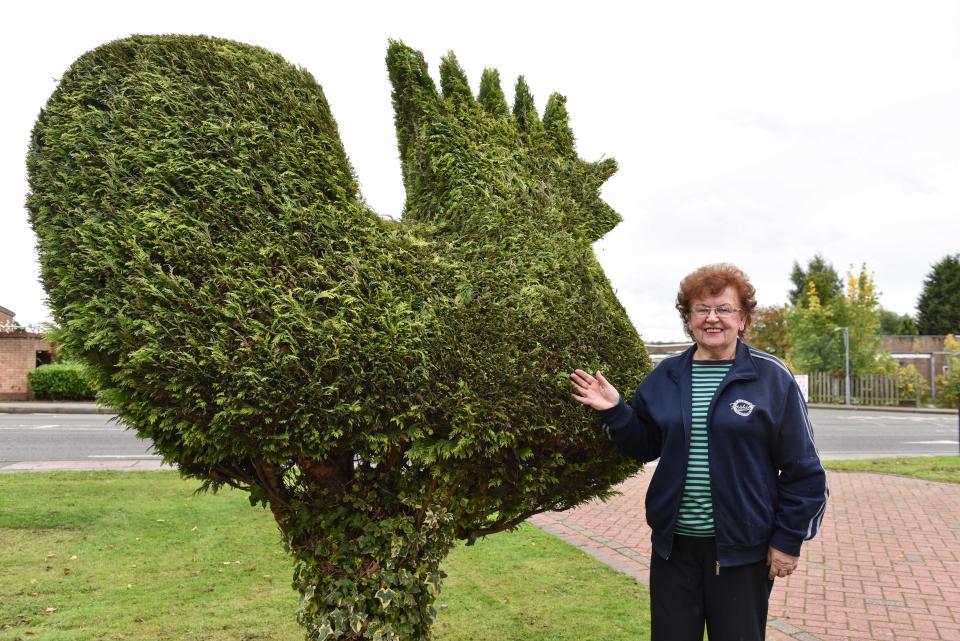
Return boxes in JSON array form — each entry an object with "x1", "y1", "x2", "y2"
[{"x1": 569, "y1": 369, "x2": 620, "y2": 411}]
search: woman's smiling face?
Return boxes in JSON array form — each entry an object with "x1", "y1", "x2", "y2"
[{"x1": 688, "y1": 285, "x2": 745, "y2": 360}]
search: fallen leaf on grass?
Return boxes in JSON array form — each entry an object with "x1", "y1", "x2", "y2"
[{"x1": 42, "y1": 608, "x2": 56, "y2": 615}]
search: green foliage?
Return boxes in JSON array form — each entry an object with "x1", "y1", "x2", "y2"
[
  {"x1": 27, "y1": 362, "x2": 96, "y2": 400},
  {"x1": 785, "y1": 282, "x2": 844, "y2": 373},
  {"x1": 843, "y1": 266, "x2": 890, "y2": 374},
  {"x1": 786, "y1": 265, "x2": 891, "y2": 375},
  {"x1": 934, "y1": 335, "x2": 960, "y2": 409},
  {"x1": 894, "y1": 363, "x2": 929, "y2": 404},
  {"x1": 788, "y1": 254, "x2": 843, "y2": 307},
  {"x1": 744, "y1": 305, "x2": 791, "y2": 358},
  {"x1": 27, "y1": 36, "x2": 650, "y2": 641},
  {"x1": 878, "y1": 308, "x2": 918, "y2": 335},
  {"x1": 895, "y1": 315, "x2": 919, "y2": 335},
  {"x1": 917, "y1": 254, "x2": 960, "y2": 335}
]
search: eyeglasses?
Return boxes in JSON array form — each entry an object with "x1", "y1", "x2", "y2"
[{"x1": 691, "y1": 305, "x2": 741, "y2": 318}]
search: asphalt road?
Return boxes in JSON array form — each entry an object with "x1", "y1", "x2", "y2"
[
  {"x1": 0, "y1": 408, "x2": 957, "y2": 466},
  {"x1": 0, "y1": 413, "x2": 157, "y2": 465},
  {"x1": 808, "y1": 407, "x2": 958, "y2": 459}
]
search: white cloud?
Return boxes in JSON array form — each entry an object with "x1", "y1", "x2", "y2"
[{"x1": 2, "y1": 0, "x2": 959, "y2": 342}]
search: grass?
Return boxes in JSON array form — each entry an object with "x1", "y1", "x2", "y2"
[
  {"x1": 0, "y1": 472, "x2": 649, "y2": 641},
  {"x1": 824, "y1": 455, "x2": 960, "y2": 484}
]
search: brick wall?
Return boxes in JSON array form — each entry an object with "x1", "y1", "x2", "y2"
[
  {"x1": 881, "y1": 335, "x2": 948, "y2": 354},
  {"x1": 0, "y1": 333, "x2": 53, "y2": 400},
  {"x1": 880, "y1": 335, "x2": 955, "y2": 387}
]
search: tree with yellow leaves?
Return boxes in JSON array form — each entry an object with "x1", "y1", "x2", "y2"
[
  {"x1": 786, "y1": 264, "x2": 892, "y2": 374},
  {"x1": 935, "y1": 334, "x2": 960, "y2": 408}
]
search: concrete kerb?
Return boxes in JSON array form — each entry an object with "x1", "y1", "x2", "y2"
[
  {"x1": 0, "y1": 401, "x2": 115, "y2": 414},
  {"x1": 0, "y1": 459, "x2": 171, "y2": 473},
  {"x1": 807, "y1": 402, "x2": 956, "y2": 415}
]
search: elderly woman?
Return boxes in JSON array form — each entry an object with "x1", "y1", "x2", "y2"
[{"x1": 570, "y1": 263, "x2": 827, "y2": 641}]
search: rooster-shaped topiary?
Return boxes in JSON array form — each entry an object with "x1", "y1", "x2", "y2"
[{"x1": 27, "y1": 35, "x2": 651, "y2": 641}]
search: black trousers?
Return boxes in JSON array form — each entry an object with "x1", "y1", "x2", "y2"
[{"x1": 650, "y1": 535, "x2": 774, "y2": 641}]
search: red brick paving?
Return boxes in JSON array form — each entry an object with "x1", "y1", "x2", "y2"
[{"x1": 529, "y1": 468, "x2": 960, "y2": 641}]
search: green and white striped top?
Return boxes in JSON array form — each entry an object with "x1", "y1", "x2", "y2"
[{"x1": 674, "y1": 360, "x2": 733, "y2": 537}]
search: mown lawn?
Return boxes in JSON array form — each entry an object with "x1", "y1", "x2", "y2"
[
  {"x1": 0, "y1": 472, "x2": 648, "y2": 641},
  {"x1": 825, "y1": 455, "x2": 960, "y2": 484}
]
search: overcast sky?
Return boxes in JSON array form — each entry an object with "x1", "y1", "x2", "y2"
[{"x1": 3, "y1": 1, "x2": 959, "y2": 341}]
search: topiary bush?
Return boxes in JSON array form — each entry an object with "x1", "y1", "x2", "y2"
[
  {"x1": 27, "y1": 35, "x2": 650, "y2": 641},
  {"x1": 27, "y1": 361, "x2": 96, "y2": 400}
]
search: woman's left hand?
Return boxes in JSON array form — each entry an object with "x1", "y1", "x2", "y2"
[{"x1": 767, "y1": 546, "x2": 799, "y2": 580}]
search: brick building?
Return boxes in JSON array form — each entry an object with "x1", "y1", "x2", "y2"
[
  {"x1": 0, "y1": 306, "x2": 53, "y2": 400},
  {"x1": 882, "y1": 334, "x2": 953, "y2": 390}
]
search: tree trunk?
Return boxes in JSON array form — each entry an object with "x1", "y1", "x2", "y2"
[{"x1": 289, "y1": 505, "x2": 456, "y2": 641}]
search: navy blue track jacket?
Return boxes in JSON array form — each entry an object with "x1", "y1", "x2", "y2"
[{"x1": 599, "y1": 340, "x2": 828, "y2": 568}]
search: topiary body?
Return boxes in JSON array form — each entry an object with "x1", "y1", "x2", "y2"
[{"x1": 27, "y1": 35, "x2": 650, "y2": 641}]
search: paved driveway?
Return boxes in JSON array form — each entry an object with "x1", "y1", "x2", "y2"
[{"x1": 531, "y1": 467, "x2": 960, "y2": 641}]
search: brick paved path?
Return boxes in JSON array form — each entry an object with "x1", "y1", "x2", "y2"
[{"x1": 529, "y1": 468, "x2": 960, "y2": 641}]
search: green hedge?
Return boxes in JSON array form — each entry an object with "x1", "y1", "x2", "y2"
[{"x1": 27, "y1": 362, "x2": 96, "y2": 400}]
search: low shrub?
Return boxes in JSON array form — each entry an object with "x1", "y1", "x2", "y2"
[
  {"x1": 27, "y1": 362, "x2": 96, "y2": 400},
  {"x1": 934, "y1": 335, "x2": 960, "y2": 409},
  {"x1": 896, "y1": 364, "x2": 930, "y2": 405}
]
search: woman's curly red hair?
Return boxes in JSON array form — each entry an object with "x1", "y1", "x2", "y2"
[{"x1": 676, "y1": 263, "x2": 757, "y2": 338}]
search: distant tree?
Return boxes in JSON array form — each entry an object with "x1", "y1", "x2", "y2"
[
  {"x1": 787, "y1": 265, "x2": 891, "y2": 374},
  {"x1": 788, "y1": 254, "x2": 843, "y2": 307},
  {"x1": 895, "y1": 314, "x2": 918, "y2": 336},
  {"x1": 745, "y1": 305, "x2": 791, "y2": 358},
  {"x1": 786, "y1": 282, "x2": 843, "y2": 373},
  {"x1": 843, "y1": 266, "x2": 891, "y2": 374},
  {"x1": 878, "y1": 309, "x2": 899, "y2": 334},
  {"x1": 878, "y1": 309, "x2": 918, "y2": 335},
  {"x1": 916, "y1": 254, "x2": 960, "y2": 335}
]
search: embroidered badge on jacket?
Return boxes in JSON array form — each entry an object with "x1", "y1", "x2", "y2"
[{"x1": 730, "y1": 399, "x2": 755, "y2": 417}]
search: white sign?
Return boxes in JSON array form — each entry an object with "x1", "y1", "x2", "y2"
[{"x1": 794, "y1": 374, "x2": 809, "y2": 403}]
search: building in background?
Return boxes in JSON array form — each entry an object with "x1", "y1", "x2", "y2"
[
  {"x1": 0, "y1": 306, "x2": 53, "y2": 400},
  {"x1": 882, "y1": 335, "x2": 953, "y2": 393}
]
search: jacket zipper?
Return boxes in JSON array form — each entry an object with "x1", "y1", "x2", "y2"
[{"x1": 703, "y1": 366, "x2": 745, "y2": 580}]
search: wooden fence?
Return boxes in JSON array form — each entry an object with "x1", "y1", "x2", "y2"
[{"x1": 804, "y1": 372, "x2": 918, "y2": 406}]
